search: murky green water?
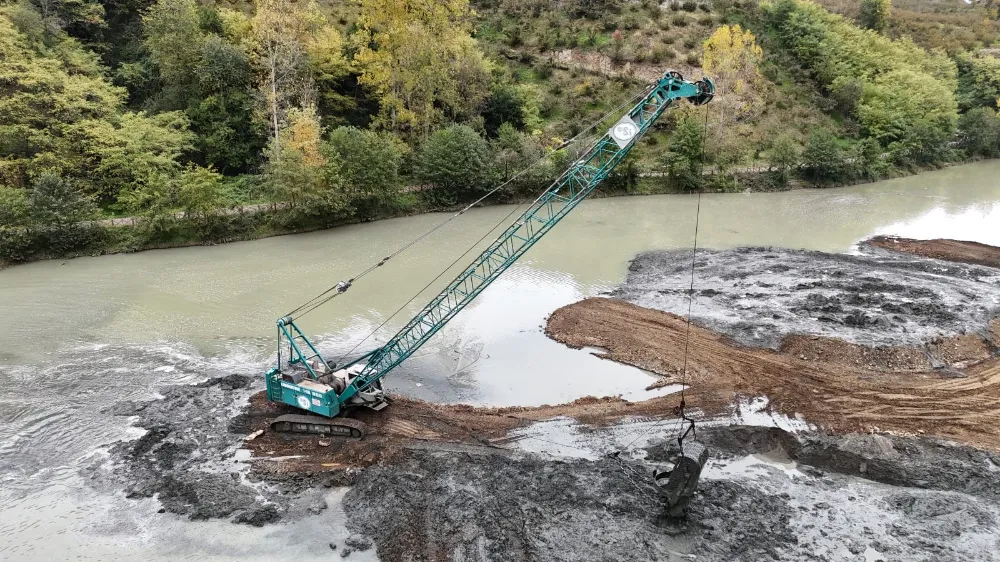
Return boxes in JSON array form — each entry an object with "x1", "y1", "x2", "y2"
[
  {"x1": 0, "y1": 160, "x2": 998, "y2": 560},
  {"x1": 4, "y1": 160, "x2": 999, "y2": 362}
]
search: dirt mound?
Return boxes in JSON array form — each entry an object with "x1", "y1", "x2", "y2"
[
  {"x1": 864, "y1": 235, "x2": 1000, "y2": 269},
  {"x1": 546, "y1": 297, "x2": 1000, "y2": 451}
]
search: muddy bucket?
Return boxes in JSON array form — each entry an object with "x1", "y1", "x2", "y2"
[{"x1": 654, "y1": 441, "x2": 709, "y2": 517}]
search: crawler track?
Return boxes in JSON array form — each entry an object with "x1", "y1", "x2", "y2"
[{"x1": 270, "y1": 414, "x2": 366, "y2": 438}]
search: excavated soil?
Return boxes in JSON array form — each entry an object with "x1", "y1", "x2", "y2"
[
  {"x1": 864, "y1": 235, "x2": 1000, "y2": 269},
  {"x1": 547, "y1": 298, "x2": 1000, "y2": 450}
]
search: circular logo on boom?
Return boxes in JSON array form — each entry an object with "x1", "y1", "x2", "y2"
[
  {"x1": 296, "y1": 395, "x2": 311, "y2": 410},
  {"x1": 612, "y1": 121, "x2": 638, "y2": 143}
]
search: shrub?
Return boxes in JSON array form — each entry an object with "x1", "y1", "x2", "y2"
[
  {"x1": 482, "y1": 84, "x2": 527, "y2": 137},
  {"x1": 859, "y1": 0, "x2": 891, "y2": 33},
  {"x1": 416, "y1": 125, "x2": 494, "y2": 203},
  {"x1": 326, "y1": 126, "x2": 405, "y2": 214},
  {"x1": 681, "y1": 1, "x2": 697, "y2": 11},
  {"x1": 650, "y1": 44, "x2": 677, "y2": 62},
  {"x1": 958, "y1": 107, "x2": 1000, "y2": 158},
  {"x1": 800, "y1": 130, "x2": 852, "y2": 185},
  {"x1": 672, "y1": 13, "x2": 688, "y2": 26}
]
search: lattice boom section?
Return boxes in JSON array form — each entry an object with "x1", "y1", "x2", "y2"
[{"x1": 344, "y1": 74, "x2": 697, "y2": 396}]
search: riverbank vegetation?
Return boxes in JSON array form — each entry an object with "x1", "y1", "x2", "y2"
[{"x1": 2, "y1": 0, "x2": 1000, "y2": 264}]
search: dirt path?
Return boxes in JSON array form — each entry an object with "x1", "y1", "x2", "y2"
[
  {"x1": 863, "y1": 235, "x2": 1000, "y2": 269},
  {"x1": 547, "y1": 297, "x2": 1000, "y2": 450}
]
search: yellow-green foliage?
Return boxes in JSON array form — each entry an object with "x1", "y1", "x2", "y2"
[{"x1": 764, "y1": 0, "x2": 958, "y2": 148}]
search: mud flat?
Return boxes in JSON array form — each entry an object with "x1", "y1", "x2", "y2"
[
  {"x1": 610, "y1": 246, "x2": 1000, "y2": 349},
  {"x1": 90, "y1": 375, "x2": 1000, "y2": 561},
  {"x1": 88, "y1": 241, "x2": 1000, "y2": 561}
]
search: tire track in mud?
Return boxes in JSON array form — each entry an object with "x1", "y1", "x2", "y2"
[{"x1": 546, "y1": 297, "x2": 1000, "y2": 451}]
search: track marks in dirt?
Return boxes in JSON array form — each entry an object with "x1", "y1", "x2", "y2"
[{"x1": 546, "y1": 298, "x2": 1000, "y2": 451}]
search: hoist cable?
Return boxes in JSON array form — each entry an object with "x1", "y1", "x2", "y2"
[
  {"x1": 331, "y1": 123, "x2": 617, "y2": 365},
  {"x1": 675, "y1": 190, "x2": 702, "y2": 454},
  {"x1": 285, "y1": 84, "x2": 653, "y2": 322},
  {"x1": 332, "y1": 195, "x2": 536, "y2": 367},
  {"x1": 616, "y1": 104, "x2": 710, "y2": 455}
]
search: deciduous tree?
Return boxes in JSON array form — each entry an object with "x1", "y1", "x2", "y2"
[
  {"x1": 28, "y1": 172, "x2": 96, "y2": 227},
  {"x1": 325, "y1": 126, "x2": 405, "y2": 208},
  {"x1": 143, "y1": 0, "x2": 204, "y2": 95},
  {"x1": 702, "y1": 24, "x2": 765, "y2": 123},
  {"x1": 663, "y1": 114, "x2": 705, "y2": 192},
  {"x1": 352, "y1": 0, "x2": 490, "y2": 135},
  {"x1": 859, "y1": 0, "x2": 891, "y2": 33},
  {"x1": 250, "y1": 0, "x2": 325, "y2": 151},
  {"x1": 416, "y1": 125, "x2": 493, "y2": 200}
]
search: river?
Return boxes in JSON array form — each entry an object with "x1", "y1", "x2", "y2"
[{"x1": 1, "y1": 161, "x2": 999, "y2": 560}]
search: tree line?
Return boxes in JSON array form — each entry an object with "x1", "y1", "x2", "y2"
[{"x1": 4, "y1": 0, "x2": 1000, "y2": 263}]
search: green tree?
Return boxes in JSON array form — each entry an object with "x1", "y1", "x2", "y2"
[
  {"x1": 28, "y1": 0, "x2": 106, "y2": 39},
  {"x1": 957, "y1": 107, "x2": 1000, "y2": 158},
  {"x1": 416, "y1": 125, "x2": 493, "y2": 200},
  {"x1": 482, "y1": 84, "x2": 526, "y2": 138},
  {"x1": 0, "y1": 186, "x2": 31, "y2": 228},
  {"x1": 80, "y1": 111, "x2": 195, "y2": 202},
  {"x1": 28, "y1": 172, "x2": 96, "y2": 227},
  {"x1": 176, "y1": 165, "x2": 227, "y2": 219},
  {"x1": 325, "y1": 127, "x2": 405, "y2": 209},
  {"x1": 189, "y1": 36, "x2": 267, "y2": 173},
  {"x1": 956, "y1": 54, "x2": 1000, "y2": 111},
  {"x1": 0, "y1": 13, "x2": 124, "y2": 187},
  {"x1": 859, "y1": 0, "x2": 890, "y2": 33},
  {"x1": 663, "y1": 115, "x2": 705, "y2": 192},
  {"x1": 143, "y1": 0, "x2": 204, "y2": 104},
  {"x1": 492, "y1": 122, "x2": 551, "y2": 197},
  {"x1": 854, "y1": 137, "x2": 890, "y2": 180},
  {"x1": 352, "y1": 0, "x2": 491, "y2": 135},
  {"x1": 801, "y1": 130, "x2": 849, "y2": 185},
  {"x1": 766, "y1": 134, "x2": 799, "y2": 185}
]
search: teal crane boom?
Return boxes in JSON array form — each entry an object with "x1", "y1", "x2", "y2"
[{"x1": 265, "y1": 70, "x2": 714, "y2": 433}]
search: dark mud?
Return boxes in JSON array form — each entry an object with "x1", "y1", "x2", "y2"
[
  {"x1": 612, "y1": 247, "x2": 1000, "y2": 349},
  {"x1": 649, "y1": 427, "x2": 1000, "y2": 500},
  {"x1": 92, "y1": 373, "x2": 1000, "y2": 561},
  {"x1": 88, "y1": 374, "x2": 342, "y2": 525},
  {"x1": 341, "y1": 425, "x2": 1000, "y2": 562},
  {"x1": 342, "y1": 448, "x2": 794, "y2": 562}
]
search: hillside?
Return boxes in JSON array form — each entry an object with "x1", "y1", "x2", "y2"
[{"x1": 1, "y1": 0, "x2": 1000, "y2": 263}]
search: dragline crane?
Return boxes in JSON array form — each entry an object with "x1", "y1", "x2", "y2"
[{"x1": 264, "y1": 70, "x2": 715, "y2": 440}]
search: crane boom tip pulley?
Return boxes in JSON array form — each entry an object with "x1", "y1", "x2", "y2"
[{"x1": 264, "y1": 70, "x2": 715, "y2": 429}]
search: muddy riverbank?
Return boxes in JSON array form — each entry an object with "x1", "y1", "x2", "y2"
[
  {"x1": 87, "y1": 240, "x2": 1000, "y2": 561},
  {"x1": 91, "y1": 372, "x2": 1000, "y2": 561}
]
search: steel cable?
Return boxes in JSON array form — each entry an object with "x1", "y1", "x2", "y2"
[{"x1": 285, "y1": 84, "x2": 653, "y2": 321}]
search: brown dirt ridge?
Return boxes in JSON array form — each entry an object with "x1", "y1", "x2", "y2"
[
  {"x1": 863, "y1": 235, "x2": 1000, "y2": 269},
  {"x1": 546, "y1": 297, "x2": 1000, "y2": 451}
]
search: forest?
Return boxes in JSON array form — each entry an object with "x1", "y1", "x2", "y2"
[{"x1": 2, "y1": 0, "x2": 1000, "y2": 263}]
